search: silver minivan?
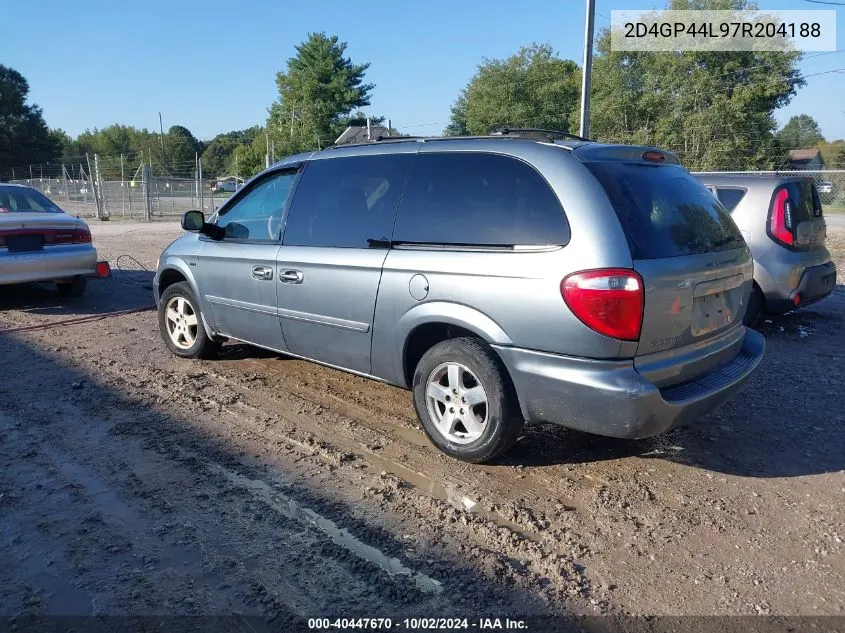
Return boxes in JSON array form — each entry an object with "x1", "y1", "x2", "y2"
[
  {"x1": 154, "y1": 132, "x2": 765, "y2": 463},
  {"x1": 696, "y1": 173, "x2": 837, "y2": 325}
]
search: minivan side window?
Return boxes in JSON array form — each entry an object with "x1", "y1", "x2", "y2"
[
  {"x1": 283, "y1": 153, "x2": 415, "y2": 248},
  {"x1": 214, "y1": 169, "x2": 297, "y2": 241},
  {"x1": 392, "y1": 152, "x2": 570, "y2": 246},
  {"x1": 715, "y1": 187, "x2": 746, "y2": 212}
]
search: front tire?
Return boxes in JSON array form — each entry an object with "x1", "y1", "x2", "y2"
[
  {"x1": 412, "y1": 337, "x2": 524, "y2": 464},
  {"x1": 57, "y1": 275, "x2": 87, "y2": 297},
  {"x1": 158, "y1": 282, "x2": 219, "y2": 359}
]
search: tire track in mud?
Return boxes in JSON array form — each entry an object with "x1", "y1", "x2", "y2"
[
  {"x1": 85, "y1": 350, "x2": 596, "y2": 609},
  {"x1": 11, "y1": 273, "x2": 845, "y2": 616},
  {"x1": 0, "y1": 335, "x2": 556, "y2": 619}
]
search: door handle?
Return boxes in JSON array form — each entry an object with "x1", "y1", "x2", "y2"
[
  {"x1": 279, "y1": 269, "x2": 304, "y2": 284},
  {"x1": 251, "y1": 265, "x2": 273, "y2": 281}
]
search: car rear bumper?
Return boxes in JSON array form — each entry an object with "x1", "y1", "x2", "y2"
[
  {"x1": 492, "y1": 328, "x2": 765, "y2": 439},
  {"x1": 0, "y1": 245, "x2": 97, "y2": 286},
  {"x1": 766, "y1": 261, "x2": 836, "y2": 313}
]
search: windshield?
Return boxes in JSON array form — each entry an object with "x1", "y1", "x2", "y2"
[
  {"x1": 0, "y1": 186, "x2": 64, "y2": 213},
  {"x1": 584, "y1": 161, "x2": 745, "y2": 259}
]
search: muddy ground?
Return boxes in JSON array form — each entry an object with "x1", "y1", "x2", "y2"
[{"x1": 1, "y1": 221, "x2": 843, "y2": 631}]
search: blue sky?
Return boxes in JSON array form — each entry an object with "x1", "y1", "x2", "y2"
[{"x1": 3, "y1": 0, "x2": 844, "y2": 141}]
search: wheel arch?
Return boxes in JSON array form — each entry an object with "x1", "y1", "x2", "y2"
[
  {"x1": 396, "y1": 302, "x2": 513, "y2": 389},
  {"x1": 156, "y1": 258, "x2": 216, "y2": 336}
]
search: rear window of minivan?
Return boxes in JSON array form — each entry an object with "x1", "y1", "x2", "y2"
[{"x1": 584, "y1": 162, "x2": 745, "y2": 259}]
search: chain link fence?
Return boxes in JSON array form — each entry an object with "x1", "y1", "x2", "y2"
[
  {"x1": 692, "y1": 169, "x2": 845, "y2": 212},
  {"x1": 7, "y1": 175, "x2": 224, "y2": 219},
  {"x1": 6, "y1": 160, "x2": 844, "y2": 219}
]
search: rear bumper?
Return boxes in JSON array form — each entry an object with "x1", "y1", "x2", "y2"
[
  {"x1": 0, "y1": 245, "x2": 97, "y2": 286},
  {"x1": 492, "y1": 328, "x2": 765, "y2": 439},
  {"x1": 766, "y1": 261, "x2": 836, "y2": 313},
  {"x1": 754, "y1": 244, "x2": 836, "y2": 313}
]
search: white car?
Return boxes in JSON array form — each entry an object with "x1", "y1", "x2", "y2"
[
  {"x1": 0, "y1": 184, "x2": 97, "y2": 296},
  {"x1": 213, "y1": 178, "x2": 244, "y2": 193}
]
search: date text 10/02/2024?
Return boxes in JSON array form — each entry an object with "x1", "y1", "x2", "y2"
[{"x1": 307, "y1": 618, "x2": 528, "y2": 630}]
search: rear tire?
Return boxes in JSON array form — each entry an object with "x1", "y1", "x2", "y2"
[
  {"x1": 158, "y1": 282, "x2": 219, "y2": 359},
  {"x1": 744, "y1": 283, "x2": 764, "y2": 327},
  {"x1": 57, "y1": 275, "x2": 87, "y2": 298},
  {"x1": 412, "y1": 337, "x2": 524, "y2": 464}
]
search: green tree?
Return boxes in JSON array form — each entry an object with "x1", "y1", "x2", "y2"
[
  {"x1": 588, "y1": 0, "x2": 803, "y2": 170},
  {"x1": 164, "y1": 125, "x2": 202, "y2": 178},
  {"x1": 50, "y1": 129, "x2": 79, "y2": 160},
  {"x1": 72, "y1": 124, "x2": 159, "y2": 179},
  {"x1": 0, "y1": 65, "x2": 58, "y2": 174},
  {"x1": 777, "y1": 114, "x2": 825, "y2": 150},
  {"x1": 200, "y1": 126, "x2": 261, "y2": 177},
  {"x1": 446, "y1": 44, "x2": 581, "y2": 136},
  {"x1": 266, "y1": 32, "x2": 374, "y2": 157}
]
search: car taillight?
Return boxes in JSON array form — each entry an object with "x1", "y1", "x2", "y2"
[
  {"x1": 34, "y1": 228, "x2": 92, "y2": 244},
  {"x1": 770, "y1": 188, "x2": 794, "y2": 246},
  {"x1": 72, "y1": 228, "x2": 92, "y2": 243},
  {"x1": 561, "y1": 269, "x2": 644, "y2": 341}
]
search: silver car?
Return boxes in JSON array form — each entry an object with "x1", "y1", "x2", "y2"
[
  {"x1": 0, "y1": 184, "x2": 97, "y2": 297},
  {"x1": 695, "y1": 174, "x2": 837, "y2": 325},
  {"x1": 154, "y1": 132, "x2": 765, "y2": 463}
]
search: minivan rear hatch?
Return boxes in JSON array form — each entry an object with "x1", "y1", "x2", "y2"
[{"x1": 580, "y1": 149, "x2": 752, "y2": 371}]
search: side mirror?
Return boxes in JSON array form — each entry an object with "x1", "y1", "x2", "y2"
[{"x1": 181, "y1": 210, "x2": 205, "y2": 231}]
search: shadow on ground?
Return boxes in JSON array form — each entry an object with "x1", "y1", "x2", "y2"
[
  {"x1": 0, "y1": 331, "x2": 562, "y2": 628},
  {"x1": 0, "y1": 271, "x2": 155, "y2": 318}
]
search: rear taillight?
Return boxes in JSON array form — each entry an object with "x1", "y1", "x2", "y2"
[
  {"x1": 561, "y1": 269, "x2": 644, "y2": 341},
  {"x1": 770, "y1": 188, "x2": 794, "y2": 246},
  {"x1": 72, "y1": 228, "x2": 92, "y2": 243},
  {"x1": 41, "y1": 228, "x2": 91, "y2": 244}
]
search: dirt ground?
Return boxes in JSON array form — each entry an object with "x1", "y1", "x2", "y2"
[{"x1": 1, "y1": 221, "x2": 843, "y2": 631}]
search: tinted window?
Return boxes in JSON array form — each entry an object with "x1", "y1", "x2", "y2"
[
  {"x1": 782, "y1": 181, "x2": 821, "y2": 220},
  {"x1": 215, "y1": 170, "x2": 297, "y2": 240},
  {"x1": 0, "y1": 186, "x2": 62, "y2": 213},
  {"x1": 393, "y1": 153, "x2": 569, "y2": 246},
  {"x1": 715, "y1": 187, "x2": 746, "y2": 212},
  {"x1": 584, "y1": 161, "x2": 744, "y2": 259},
  {"x1": 283, "y1": 153, "x2": 414, "y2": 248}
]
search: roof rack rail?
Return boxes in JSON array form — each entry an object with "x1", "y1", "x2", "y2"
[
  {"x1": 492, "y1": 127, "x2": 592, "y2": 142},
  {"x1": 374, "y1": 135, "x2": 425, "y2": 142}
]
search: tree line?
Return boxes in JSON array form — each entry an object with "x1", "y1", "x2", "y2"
[{"x1": 2, "y1": 0, "x2": 842, "y2": 182}]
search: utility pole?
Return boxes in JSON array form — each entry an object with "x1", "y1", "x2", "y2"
[{"x1": 579, "y1": 0, "x2": 596, "y2": 139}]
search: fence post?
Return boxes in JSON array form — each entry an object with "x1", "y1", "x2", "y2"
[
  {"x1": 93, "y1": 154, "x2": 109, "y2": 220},
  {"x1": 199, "y1": 157, "x2": 204, "y2": 212},
  {"x1": 61, "y1": 164, "x2": 68, "y2": 205},
  {"x1": 142, "y1": 164, "x2": 153, "y2": 221},
  {"x1": 80, "y1": 163, "x2": 88, "y2": 204},
  {"x1": 120, "y1": 154, "x2": 126, "y2": 216}
]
